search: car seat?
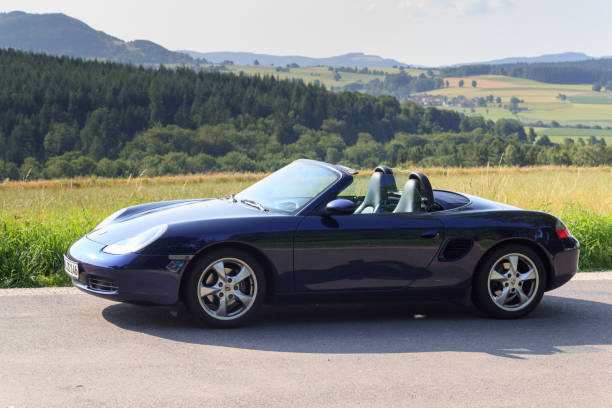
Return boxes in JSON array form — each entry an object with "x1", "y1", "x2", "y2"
[{"x1": 353, "y1": 166, "x2": 397, "y2": 214}]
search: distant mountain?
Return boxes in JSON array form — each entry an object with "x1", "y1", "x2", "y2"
[
  {"x1": 461, "y1": 52, "x2": 593, "y2": 66},
  {"x1": 179, "y1": 50, "x2": 409, "y2": 68},
  {"x1": 0, "y1": 11, "x2": 196, "y2": 65}
]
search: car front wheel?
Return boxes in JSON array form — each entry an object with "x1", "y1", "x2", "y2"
[
  {"x1": 184, "y1": 249, "x2": 265, "y2": 328},
  {"x1": 472, "y1": 244, "x2": 547, "y2": 319}
]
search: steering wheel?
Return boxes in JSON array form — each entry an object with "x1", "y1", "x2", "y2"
[{"x1": 409, "y1": 172, "x2": 435, "y2": 211}]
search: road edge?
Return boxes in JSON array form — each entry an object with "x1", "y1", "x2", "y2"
[{"x1": 0, "y1": 272, "x2": 610, "y2": 296}]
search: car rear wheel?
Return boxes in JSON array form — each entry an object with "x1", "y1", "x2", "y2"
[
  {"x1": 184, "y1": 249, "x2": 266, "y2": 328},
  {"x1": 472, "y1": 244, "x2": 547, "y2": 319}
]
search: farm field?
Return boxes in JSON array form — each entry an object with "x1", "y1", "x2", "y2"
[
  {"x1": 425, "y1": 75, "x2": 612, "y2": 127},
  {"x1": 1, "y1": 167, "x2": 610, "y2": 288}
]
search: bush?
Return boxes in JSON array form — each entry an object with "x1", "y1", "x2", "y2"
[{"x1": 559, "y1": 205, "x2": 612, "y2": 271}]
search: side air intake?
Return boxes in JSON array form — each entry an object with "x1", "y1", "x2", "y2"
[{"x1": 440, "y1": 239, "x2": 473, "y2": 261}]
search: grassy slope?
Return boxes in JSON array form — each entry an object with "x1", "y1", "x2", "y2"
[
  {"x1": 214, "y1": 65, "x2": 429, "y2": 88},
  {"x1": 423, "y1": 75, "x2": 612, "y2": 127},
  {"x1": 1, "y1": 167, "x2": 610, "y2": 287}
]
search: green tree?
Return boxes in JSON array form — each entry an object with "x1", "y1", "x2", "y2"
[
  {"x1": 218, "y1": 152, "x2": 256, "y2": 172},
  {"x1": 0, "y1": 160, "x2": 19, "y2": 180},
  {"x1": 471, "y1": 80, "x2": 477, "y2": 88},
  {"x1": 528, "y1": 127, "x2": 537, "y2": 143},
  {"x1": 494, "y1": 119, "x2": 527, "y2": 141},
  {"x1": 44, "y1": 123, "x2": 79, "y2": 157},
  {"x1": 503, "y1": 144, "x2": 522, "y2": 165},
  {"x1": 72, "y1": 156, "x2": 97, "y2": 176},
  {"x1": 458, "y1": 79, "x2": 464, "y2": 87},
  {"x1": 535, "y1": 135, "x2": 553, "y2": 146},
  {"x1": 19, "y1": 157, "x2": 42, "y2": 180}
]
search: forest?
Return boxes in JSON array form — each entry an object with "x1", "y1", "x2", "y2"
[
  {"x1": 340, "y1": 72, "x2": 444, "y2": 100},
  {"x1": 441, "y1": 58, "x2": 612, "y2": 86},
  {"x1": 0, "y1": 48, "x2": 610, "y2": 180}
]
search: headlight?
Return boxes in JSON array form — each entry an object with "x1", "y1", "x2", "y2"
[
  {"x1": 93, "y1": 208, "x2": 127, "y2": 232},
  {"x1": 103, "y1": 224, "x2": 167, "y2": 255}
]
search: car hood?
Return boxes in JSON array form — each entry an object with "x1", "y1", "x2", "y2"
[{"x1": 87, "y1": 198, "x2": 269, "y2": 246}]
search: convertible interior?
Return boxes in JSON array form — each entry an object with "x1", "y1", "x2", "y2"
[{"x1": 343, "y1": 166, "x2": 469, "y2": 214}]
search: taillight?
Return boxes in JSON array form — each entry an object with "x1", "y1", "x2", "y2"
[
  {"x1": 556, "y1": 228, "x2": 570, "y2": 239},
  {"x1": 555, "y1": 219, "x2": 571, "y2": 239}
]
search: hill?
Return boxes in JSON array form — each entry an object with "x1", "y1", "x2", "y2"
[
  {"x1": 0, "y1": 11, "x2": 196, "y2": 65},
  {"x1": 0, "y1": 49, "x2": 608, "y2": 182},
  {"x1": 441, "y1": 57, "x2": 612, "y2": 85},
  {"x1": 464, "y1": 52, "x2": 593, "y2": 66},
  {"x1": 180, "y1": 51, "x2": 409, "y2": 68}
]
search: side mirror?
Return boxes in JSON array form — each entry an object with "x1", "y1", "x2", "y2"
[{"x1": 325, "y1": 199, "x2": 356, "y2": 215}]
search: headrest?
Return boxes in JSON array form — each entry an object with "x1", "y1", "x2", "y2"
[{"x1": 374, "y1": 165, "x2": 393, "y2": 174}]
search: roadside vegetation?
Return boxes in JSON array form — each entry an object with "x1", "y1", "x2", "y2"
[{"x1": 1, "y1": 167, "x2": 610, "y2": 288}]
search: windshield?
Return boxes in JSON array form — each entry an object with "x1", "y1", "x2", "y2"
[{"x1": 235, "y1": 161, "x2": 340, "y2": 213}]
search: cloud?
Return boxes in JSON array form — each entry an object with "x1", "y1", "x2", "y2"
[
  {"x1": 397, "y1": 0, "x2": 514, "y2": 17},
  {"x1": 365, "y1": 2, "x2": 377, "y2": 12}
]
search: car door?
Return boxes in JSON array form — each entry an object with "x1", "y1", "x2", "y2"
[{"x1": 293, "y1": 212, "x2": 444, "y2": 292}]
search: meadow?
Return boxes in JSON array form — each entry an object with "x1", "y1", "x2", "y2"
[
  {"x1": 1, "y1": 167, "x2": 610, "y2": 288},
  {"x1": 425, "y1": 75, "x2": 612, "y2": 127},
  {"x1": 217, "y1": 65, "x2": 429, "y2": 88}
]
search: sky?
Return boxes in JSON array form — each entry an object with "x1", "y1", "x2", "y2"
[{"x1": 2, "y1": 0, "x2": 612, "y2": 66}]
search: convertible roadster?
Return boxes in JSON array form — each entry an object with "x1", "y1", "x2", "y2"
[{"x1": 65, "y1": 159, "x2": 579, "y2": 327}]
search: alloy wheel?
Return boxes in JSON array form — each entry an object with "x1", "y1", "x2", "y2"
[
  {"x1": 487, "y1": 253, "x2": 539, "y2": 311},
  {"x1": 197, "y1": 257, "x2": 258, "y2": 320}
]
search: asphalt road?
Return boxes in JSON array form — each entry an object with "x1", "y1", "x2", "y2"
[{"x1": 1, "y1": 273, "x2": 611, "y2": 408}]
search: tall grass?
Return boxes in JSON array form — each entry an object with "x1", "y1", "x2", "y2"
[
  {"x1": 557, "y1": 205, "x2": 611, "y2": 271},
  {"x1": 0, "y1": 215, "x2": 94, "y2": 287},
  {"x1": 0, "y1": 167, "x2": 610, "y2": 288}
]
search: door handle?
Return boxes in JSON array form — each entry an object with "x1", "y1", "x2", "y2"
[{"x1": 420, "y1": 230, "x2": 439, "y2": 239}]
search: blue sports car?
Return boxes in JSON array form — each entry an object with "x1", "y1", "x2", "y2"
[{"x1": 65, "y1": 159, "x2": 579, "y2": 327}]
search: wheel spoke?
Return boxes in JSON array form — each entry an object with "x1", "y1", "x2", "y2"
[
  {"x1": 494, "y1": 286, "x2": 511, "y2": 306},
  {"x1": 213, "y1": 261, "x2": 226, "y2": 281},
  {"x1": 516, "y1": 287, "x2": 529, "y2": 304},
  {"x1": 216, "y1": 296, "x2": 228, "y2": 316},
  {"x1": 200, "y1": 284, "x2": 220, "y2": 297},
  {"x1": 508, "y1": 255, "x2": 519, "y2": 275},
  {"x1": 520, "y1": 268, "x2": 536, "y2": 281},
  {"x1": 234, "y1": 291, "x2": 253, "y2": 307},
  {"x1": 490, "y1": 269, "x2": 507, "y2": 280},
  {"x1": 233, "y1": 266, "x2": 251, "y2": 284}
]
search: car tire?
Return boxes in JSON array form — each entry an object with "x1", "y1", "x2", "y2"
[
  {"x1": 472, "y1": 244, "x2": 547, "y2": 319},
  {"x1": 183, "y1": 248, "x2": 266, "y2": 328}
]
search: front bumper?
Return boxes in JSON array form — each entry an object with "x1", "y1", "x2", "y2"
[{"x1": 66, "y1": 236, "x2": 188, "y2": 305}]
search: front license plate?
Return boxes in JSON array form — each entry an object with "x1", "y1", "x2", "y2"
[{"x1": 64, "y1": 256, "x2": 79, "y2": 279}]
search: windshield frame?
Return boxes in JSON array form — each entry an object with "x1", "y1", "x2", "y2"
[{"x1": 235, "y1": 159, "x2": 349, "y2": 216}]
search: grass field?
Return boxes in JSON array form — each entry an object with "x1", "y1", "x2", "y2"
[
  {"x1": 208, "y1": 65, "x2": 429, "y2": 88},
  {"x1": 531, "y1": 127, "x2": 612, "y2": 144},
  {"x1": 1, "y1": 167, "x2": 610, "y2": 288},
  {"x1": 425, "y1": 75, "x2": 612, "y2": 127}
]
